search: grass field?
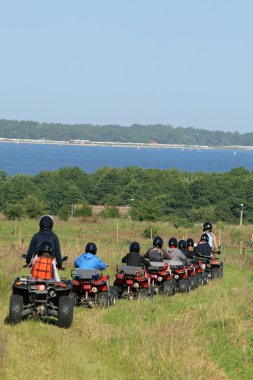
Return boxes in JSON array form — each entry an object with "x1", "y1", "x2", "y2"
[{"x1": 0, "y1": 217, "x2": 253, "y2": 380}]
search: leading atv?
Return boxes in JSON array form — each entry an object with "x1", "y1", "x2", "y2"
[
  {"x1": 8, "y1": 252, "x2": 73, "y2": 328},
  {"x1": 197, "y1": 248, "x2": 223, "y2": 280}
]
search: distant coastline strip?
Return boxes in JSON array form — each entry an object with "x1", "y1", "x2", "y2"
[{"x1": 0, "y1": 137, "x2": 253, "y2": 150}]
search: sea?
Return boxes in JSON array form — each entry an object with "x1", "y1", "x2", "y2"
[{"x1": 0, "y1": 142, "x2": 253, "y2": 176}]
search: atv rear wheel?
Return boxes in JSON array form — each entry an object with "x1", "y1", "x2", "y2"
[
  {"x1": 138, "y1": 288, "x2": 154, "y2": 299},
  {"x1": 8, "y1": 294, "x2": 23, "y2": 325},
  {"x1": 163, "y1": 280, "x2": 176, "y2": 296},
  {"x1": 211, "y1": 267, "x2": 220, "y2": 280},
  {"x1": 98, "y1": 292, "x2": 110, "y2": 308},
  {"x1": 58, "y1": 296, "x2": 74, "y2": 328},
  {"x1": 69, "y1": 291, "x2": 78, "y2": 306},
  {"x1": 178, "y1": 279, "x2": 190, "y2": 293}
]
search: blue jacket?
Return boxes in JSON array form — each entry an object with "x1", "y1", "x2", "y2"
[{"x1": 74, "y1": 252, "x2": 107, "y2": 270}]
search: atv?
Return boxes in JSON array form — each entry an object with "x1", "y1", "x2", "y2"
[
  {"x1": 164, "y1": 260, "x2": 191, "y2": 293},
  {"x1": 185, "y1": 259, "x2": 200, "y2": 289},
  {"x1": 8, "y1": 256, "x2": 73, "y2": 328},
  {"x1": 70, "y1": 269, "x2": 116, "y2": 308},
  {"x1": 113, "y1": 265, "x2": 153, "y2": 299},
  {"x1": 197, "y1": 248, "x2": 223, "y2": 280},
  {"x1": 143, "y1": 260, "x2": 176, "y2": 296}
]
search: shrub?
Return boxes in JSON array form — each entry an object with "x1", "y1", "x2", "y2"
[{"x1": 142, "y1": 225, "x2": 159, "y2": 239}]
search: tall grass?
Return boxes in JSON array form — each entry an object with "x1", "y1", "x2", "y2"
[{"x1": 0, "y1": 218, "x2": 253, "y2": 379}]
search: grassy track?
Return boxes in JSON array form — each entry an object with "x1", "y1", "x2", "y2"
[{"x1": 0, "y1": 218, "x2": 253, "y2": 379}]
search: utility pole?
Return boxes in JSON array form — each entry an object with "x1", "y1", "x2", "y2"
[{"x1": 240, "y1": 203, "x2": 243, "y2": 226}]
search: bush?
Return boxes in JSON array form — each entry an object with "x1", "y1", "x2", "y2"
[
  {"x1": 100, "y1": 206, "x2": 120, "y2": 219},
  {"x1": 74, "y1": 205, "x2": 92, "y2": 217},
  {"x1": 142, "y1": 225, "x2": 159, "y2": 239},
  {"x1": 58, "y1": 205, "x2": 70, "y2": 221},
  {"x1": 3, "y1": 203, "x2": 26, "y2": 220}
]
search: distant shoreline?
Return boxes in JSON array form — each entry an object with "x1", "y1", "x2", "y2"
[{"x1": 0, "y1": 138, "x2": 253, "y2": 150}]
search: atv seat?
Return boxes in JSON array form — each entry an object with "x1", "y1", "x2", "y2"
[
  {"x1": 72, "y1": 269, "x2": 101, "y2": 280},
  {"x1": 117, "y1": 266, "x2": 144, "y2": 276},
  {"x1": 164, "y1": 260, "x2": 185, "y2": 269}
]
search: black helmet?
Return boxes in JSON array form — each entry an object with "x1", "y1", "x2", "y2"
[
  {"x1": 203, "y1": 221, "x2": 212, "y2": 231},
  {"x1": 186, "y1": 238, "x2": 195, "y2": 247},
  {"x1": 168, "y1": 237, "x2": 178, "y2": 248},
  {"x1": 85, "y1": 242, "x2": 97, "y2": 255},
  {"x1": 178, "y1": 240, "x2": 186, "y2": 249},
  {"x1": 37, "y1": 240, "x2": 53, "y2": 255},
  {"x1": 200, "y1": 233, "x2": 209, "y2": 242},
  {"x1": 39, "y1": 215, "x2": 53, "y2": 229},
  {"x1": 153, "y1": 236, "x2": 163, "y2": 248},
  {"x1": 130, "y1": 241, "x2": 140, "y2": 253}
]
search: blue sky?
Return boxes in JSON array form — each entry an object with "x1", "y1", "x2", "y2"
[{"x1": 0, "y1": 0, "x2": 252, "y2": 133}]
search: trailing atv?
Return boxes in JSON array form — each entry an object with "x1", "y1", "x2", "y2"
[
  {"x1": 143, "y1": 260, "x2": 176, "y2": 296},
  {"x1": 8, "y1": 256, "x2": 73, "y2": 328},
  {"x1": 113, "y1": 265, "x2": 153, "y2": 299},
  {"x1": 70, "y1": 269, "x2": 116, "y2": 308}
]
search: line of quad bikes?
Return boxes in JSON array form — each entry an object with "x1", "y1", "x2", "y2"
[{"x1": 7, "y1": 248, "x2": 223, "y2": 329}]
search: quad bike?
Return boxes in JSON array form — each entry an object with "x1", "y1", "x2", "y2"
[
  {"x1": 113, "y1": 265, "x2": 153, "y2": 299},
  {"x1": 164, "y1": 260, "x2": 191, "y2": 293},
  {"x1": 8, "y1": 255, "x2": 73, "y2": 328},
  {"x1": 197, "y1": 248, "x2": 223, "y2": 280},
  {"x1": 193, "y1": 257, "x2": 209, "y2": 285},
  {"x1": 185, "y1": 259, "x2": 199, "y2": 290},
  {"x1": 70, "y1": 269, "x2": 116, "y2": 308},
  {"x1": 143, "y1": 260, "x2": 176, "y2": 296}
]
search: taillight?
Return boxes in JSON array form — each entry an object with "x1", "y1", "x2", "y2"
[{"x1": 37, "y1": 284, "x2": 46, "y2": 291}]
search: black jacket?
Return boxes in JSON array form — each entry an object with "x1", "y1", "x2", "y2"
[
  {"x1": 26, "y1": 228, "x2": 62, "y2": 267},
  {"x1": 121, "y1": 252, "x2": 143, "y2": 267},
  {"x1": 195, "y1": 242, "x2": 212, "y2": 257}
]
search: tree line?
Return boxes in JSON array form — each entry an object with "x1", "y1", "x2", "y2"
[
  {"x1": 0, "y1": 119, "x2": 253, "y2": 146},
  {"x1": 0, "y1": 166, "x2": 252, "y2": 225}
]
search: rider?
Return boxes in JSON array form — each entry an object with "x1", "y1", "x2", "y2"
[
  {"x1": 143, "y1": 236, "x2": 168, "y2": 262},
  {"x1": 122, "y1": 241, "x2": 143, "y2": 266},
  {"x1": 186, "y1": 238, "x2": 196, "y2": 259},
  {"x1": 166, "y1": 237, "x2": 187, "y2": 262},
  {"x1": 196, "y1": 233, "x2": 213, "y2": 257},
  {"x1": 202, "y1": 221, "x2": 218, "y2": 250},
  {"x1": 74, "y1": 242, "x2": 107, "y2": 270},
  {"x1": 178, "y1": 239, "x2": 192, "y2": 258},
  {"x1": 26, "y1": 215, "x2": 63, "y2": 269}
]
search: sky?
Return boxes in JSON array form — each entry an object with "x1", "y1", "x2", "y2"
[{"x1": 0, "y1": 0, "x2": 252, "y2": 133}]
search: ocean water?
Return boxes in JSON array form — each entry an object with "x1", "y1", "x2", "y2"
[{"x1": 0, "y1": 142, "x2": 253, "y2": 175}]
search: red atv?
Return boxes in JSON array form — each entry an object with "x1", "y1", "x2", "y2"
[
  {"x1": 8, "y1": 255, "x2": 73, "y2": 328},
  {"x1": 143, "y1": 260, "x2": 176, "y2": 296},
  {"x1": 70, "y1": 269, "x2": 116, "y2": 308},
  {"x1": 185, "y1": 259, "x2": 199, "y2": 290},
  {"x1": 113, "y1": 265, "x2": 153, "y2": 299},
  {"x1": 196, "y1": 248, "x2": 223, "y2": 281},
  {"x1": 164, "y1": 260, "x2": 191, "y2": 292},
  {"x1": 194, "y1": 258, "x2": 209, "y2": 285}
]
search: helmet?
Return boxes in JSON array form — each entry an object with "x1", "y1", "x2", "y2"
[
  {"x1": 203, "y1": 221, "x2": 212, "y2": 231},
  {"x1": 85, "y1": 242, "x2": 97, "y2": 255},
  {"x1": 200, "y1": 233, "x2": 209, "y2": 242},
  {"x1": 168, "y1": 237, "x2": 178, "y2": 248},
  {"x1": 186, "y1": 238, "x2": 195, "y2": 247},
  {"x1": 37, "y1": 240, "x2": 53, "y2": 255},
  {"x1": 39, "y1": 215, "x2": 53, "y2": 229},
  {"x1": 153, "y1": 236, "x2": 163, "y2": 248},
  {"x1": 130, "y1": 241, "x2": 140, "y2": 253},
  {"x1": 178, "y1": 240, "x2": 186, "y2": 249}
]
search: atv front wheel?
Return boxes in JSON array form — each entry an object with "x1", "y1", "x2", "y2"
[
  {"x1": 58, "y1": 296, "x2": 74, "y2": 328},
  {"x1": 8, "y1": 294, "x2": 24, "y2": 325}
]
